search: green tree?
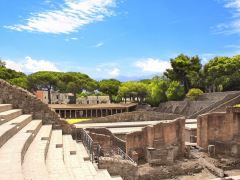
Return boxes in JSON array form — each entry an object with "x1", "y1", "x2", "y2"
[
  {"x1": 28, "y1": 71, "x2": 59, "y2": 104},
  {"x1": 146, "y1": 76, "x2": 168, "y2": 106},
  {"x1": 57, "y1": 72, "x2": 96, "y2": 103},
  {"x1": 99, "y1": 79, "x2": 121, "y2": 102},
  {"x1": 9, "y1": 77, "x2": 28, "y2": 89},
  {"x1": 0, "y1": 61, "x2": 27, "y2": 89},
  {"x1": 164, "y1": 54, "x2": 202, "y2": 92},
  {"x1": 202, "y1": 56, "x2": 240, "y2": 92},
  {"x1": 166, "y1": 81, "x2": 185, "y2": 101}
]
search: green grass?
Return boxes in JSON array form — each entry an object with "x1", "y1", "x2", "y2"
[
  {"x1": 234, "y1": 104, "x2": 240, "y2": 107},
  {"x1": 66, "y1": 118, "x2": 92, "y2": 124}
]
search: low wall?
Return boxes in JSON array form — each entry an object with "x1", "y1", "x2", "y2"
[
  {"x1": 0, "y1": 79, "x2": 72, "y2": 134},
  {"x1": 81, "y1": 111, "x2": 181, "y2": 124},
  {"x1": 126, "y1": 118, "x2": 185, "y2": 161},
  {"x1": 98, "y1": 156, "x2": 138, "y2": 180}
]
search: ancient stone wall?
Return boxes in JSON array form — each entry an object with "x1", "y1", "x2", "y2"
[
  {"x1": 197, "y1": 107, "x2": 240, "y2": 156},
  {"x1": 89, "y1": 132, "x2": 112, "y2": 149},
  {"x1": 98, "y1": 156, "x2": 138, "y2": 180},
  {"x1": 0, "y1": 79, "x2": 72, "y2": 134},
  {"x1": 87, "y1": 128, "x2": 126, "y2": 151},
  {"x1": 82, "y1": 111, "x2": 181, "y2": 124},
  {"x1": 125, "y1": 118, "x2": 185, "y2": 163}
]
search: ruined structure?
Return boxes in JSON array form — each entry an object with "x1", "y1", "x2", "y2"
[
  {"x1": 197, "y1": 106, "x2": 240, "y2": 157},
  {"x1": 77, "y1": 95, "x2": 110, "y2": 104},
  {"x1": 126, "y1": 118, "x2": 185, "y2": 165},
  {"x1": 35, "y1": 90, "x2": 74, "y2": 104}
]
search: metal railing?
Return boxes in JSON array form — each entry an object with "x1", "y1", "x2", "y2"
[
  {"x1": 115, "y1": 147, "x2": 136, "y2": 164},
  {"x1": 80, "y1": 129, "x2": 136, "y2": 164},
  {"x1": 80, "y1": 129, "x2": 94, "y2": 162}
]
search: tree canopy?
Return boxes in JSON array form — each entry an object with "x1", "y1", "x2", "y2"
[{"x1": 1, "y1": 54, "x2": 240, "y2": 106}]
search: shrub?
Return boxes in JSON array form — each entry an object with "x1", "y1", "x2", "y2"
[{"x1": 186, "y1": 88, "x2": 203, "y2": 100}]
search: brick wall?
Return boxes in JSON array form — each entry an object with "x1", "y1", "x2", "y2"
[
  {"x1": 197, "y1": 107, "x2": 240, "y2": 156},
  {"x1": 125, "y1": 118, "x2": 185, "y2": 160}
]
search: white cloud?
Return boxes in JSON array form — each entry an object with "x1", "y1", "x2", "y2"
[
  {"x1": 216, "y1": 0, "x2": 240, "y2": 34},
  {"x1": 5, "y1": 0, "x2": 116, "y2": 34},
  {"x1": 135, "y1": 58, "x2": 171, "y2": 73},
  {"x1": 95, "y1": 63, "x2": 120, "y2": 78},
  {"x1": 94, "y1": 42, "x2": 104, "y2": 47},
  {"x1": 5, "y1": 56, "x2": 59, "y2": 73},
  {"x1": 200, "y1": 53, "x2": 216, "y2": 64},
  {"x1": 108, "y1": 67, "x2": 120, "y2": 77},
  {"x1": 71, "y1": 37, "x2": 78, "y2": 40}
]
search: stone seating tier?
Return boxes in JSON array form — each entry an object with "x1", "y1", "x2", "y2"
[{"x1": 0, "y1": 104, "x2": 121, "y2": 180}]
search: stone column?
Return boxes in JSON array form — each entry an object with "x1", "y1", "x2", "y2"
[
  {"x1": 100, "y1": 109, "x2": 103, "y2": 117},
  {"x1": 70, "y1": 110, "x2": 72, "y2": 118},
  {"x1": 64, "y1": 110, "x2": 66, "y2": 118},
  {"x1": 75, "y1": 110, "x2": 77, "y2": 118}
]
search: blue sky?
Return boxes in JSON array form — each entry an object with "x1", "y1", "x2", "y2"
[{"x1": 1, "y1": 0, "x2": 240, "y2": 80}]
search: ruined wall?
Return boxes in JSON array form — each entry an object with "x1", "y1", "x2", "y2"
[
  {"x1": 82, "y1": 111, "x2": 181, "y2": 124},
  {"x1": 197, "y1": 107, "x2": 240, "y2": 156},
  {"x1": 0, "y1": 79, "x2": 72, "y2": 134},
  {"x1": 126, "y1": 118, "x2": 185, "y2": 161},
  {"x1": 89, "y1": 132, "x2": 112, "y2": 149},
  {"x1": 87, "y1": 128, "x2": 126, "y2": 151},
  {"x1": 98, "y1": 157, "x2": 138, "y2": 180}
]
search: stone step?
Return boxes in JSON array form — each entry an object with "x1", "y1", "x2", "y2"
[
  {"x1": 95, "y1": 169, "x2": 112, "y2": 180},
  {"x1": 0, "y1": 114, "x2": 32, "y2": 148},
  {"x1": 77, "y1": 142, "x2": 90, "y2": 161},
  {"x1": 0, "y1": 104, "x2": 12, "y2": 113},
  {"x1": 0, "y1": 109, "x2": 22, "y2": 125},
  {"x1": 0, "y1": 120, "x2": 42, "y2": 180},
  {"x1": 23, "y1": 125, "x2": 52, "y2": 180},
  {"x1": 111, "y1": 176, "x2": 123, "y2": 180},
  {"x1": 46, "y1": 130, "x2": 72, "y2": 180},
  {"x1": 63, "y1": 135, "x2": 87, "y2": 179}
]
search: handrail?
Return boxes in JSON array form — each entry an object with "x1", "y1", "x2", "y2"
[
  {"x1": 80, "y1": 128, "x2": 137, "y2": 164},
  {"x1": 115, "y1": 147, "x2": 136, "y2": 164},
  {"x1": 80, "y1": 129, "x2": 94, "y2": 162}
]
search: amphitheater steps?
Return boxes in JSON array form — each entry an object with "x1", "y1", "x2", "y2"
[
  {"x1": 0, "y1": 109, "x2": 22, "y2": 125},
  {"x1": 0, "y1": 105, "x2": 122, "y2": 180},
  {"x1": 0, "y1": 119, "x2": 42, "y2": 180},
  {"x1": 46, "y1": 130, "x2": 73, "y2": 180},
  {"x1": 0, "y1": 104, "x2": 12, "y2": 113},
  {"x1": 0, "y1": 114, "x2": 32, "y2": 148},
  {"x1": 63, "y1": 135, "x2": 86, "y2": 179},
  {"x1": 22, "y1": 125, "x2": 52, "y2": 180},
  {"x1": 77, "y1": 142, "x2": 91, "y2": 161}
]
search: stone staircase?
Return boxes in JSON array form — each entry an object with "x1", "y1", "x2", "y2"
[{"x1": 0, "y1": 104, "x2": 121, "y2": 180}]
